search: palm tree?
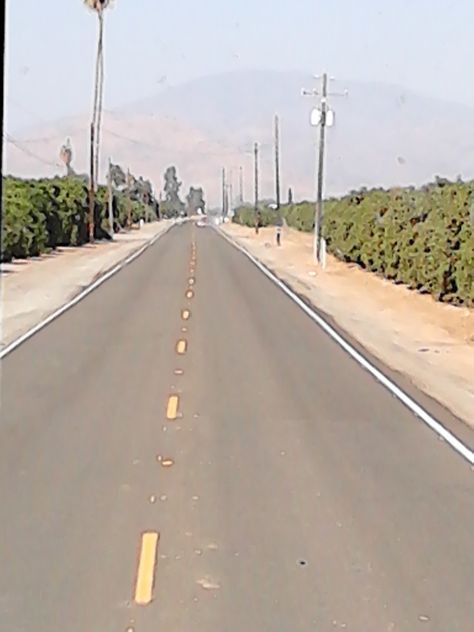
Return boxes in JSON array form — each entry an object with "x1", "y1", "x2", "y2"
[{"x1": 84, "y1": 0, "x2": 111, "y2": 241}]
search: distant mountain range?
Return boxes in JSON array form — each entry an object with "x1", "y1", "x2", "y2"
[{"x1": 5, "y1": 70, "x2": 474, "y2": 207}]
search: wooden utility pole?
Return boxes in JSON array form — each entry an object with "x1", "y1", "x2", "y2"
[
  {"x1": 254, "y1": 142, "x2": 260, "y2": 233},
  {"x1": 126, "y1": 168, "x2": 132, "y2": 228},
  {"x1": 302, "y1": 73, "x2": 347, "y2": 264},
  {"x1": 274, "y1": 114, "x2": 281, "y2": 210},
  {"x1": 88, "y1": 123, "x2": 95, "y2": 242},
  {"x1": 107, "y1": 158, "x2": 114, "y2": 238},
  {"x1": 239, "y1": 166, "x2": 244, "y2": 204},
  {"x1": 254, "y1": 143, "x2": 259, "y2": 212},
  {"x1": 315, "y1": 73, "x2": 328, "y2": 264},
  {"x1": 222, "y1": 167, "x2": 227, "y2": 217},
  {"x1": 228, "y1": 181, "x2": 233, "y2": 217}
]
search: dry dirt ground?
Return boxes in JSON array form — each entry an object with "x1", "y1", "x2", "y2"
[{"x1": 0, "y1": 221, "x2": 173, "y2": 350}]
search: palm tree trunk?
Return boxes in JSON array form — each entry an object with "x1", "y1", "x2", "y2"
[
  {"x1": 94, "y1": 10, "x2": 104, "y2": 185},
  {"x1": 88, "y1": 8, "x2": 105, "y2": 242}
]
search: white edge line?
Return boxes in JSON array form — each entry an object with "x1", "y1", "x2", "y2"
[
  {"x1": 0, "y1": 223, "x2": 174, "y2": 360},
  {"x1": 216, "y1": 227, "x2": 474, "y2": 466}
]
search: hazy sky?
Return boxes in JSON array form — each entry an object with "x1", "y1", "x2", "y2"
[{"x1": 5, "y1": 0, "x2": 474, "y2": 132}]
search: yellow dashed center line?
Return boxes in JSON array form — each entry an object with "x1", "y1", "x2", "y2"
[
  {"x1": 176, "y1": 339, "x2": 187, "y2": 354},
  {"x1": 166, "y1": 394, "x2": 179, "y2": 419},
  {"x1": 182, "y1": 309, "x2": 191, "y2": 321},
  {"x1": 134, "y1": 532, "x2": 160, "y2": 606}
]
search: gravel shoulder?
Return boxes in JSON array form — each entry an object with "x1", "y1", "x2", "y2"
[
  {"x1": 221, "y1": 222, "x2": 474, "y2": 428},
  {"x1": 0, "y1": 221, "x2": 173, "y2": 350}
]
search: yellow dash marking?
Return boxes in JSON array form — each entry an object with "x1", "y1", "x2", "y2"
[
  {"x1": 176, "y1": 339, "x2": 187, "y2": 354},
  {"x1": 182, "y1": 309, "x2": 190, "y2": 321},
  {"x1": 186, "y1": 289, "x2": 194, "y2": 299},
  {"x1": 166, "y1": 395, "x2": 179, "y2": 419},
  {"x1": 134, "y1": 532, "x2": 159, "y2": 605}
]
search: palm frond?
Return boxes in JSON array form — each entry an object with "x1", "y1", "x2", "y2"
[{"x1": 83, "y1": 0, "x2": 111, "y2": 11}]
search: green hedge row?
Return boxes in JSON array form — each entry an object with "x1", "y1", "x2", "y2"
[
  {"x1": 321, "y1": 181, "x2": 473, "y2": 305},
  {"x1": 1, "y1": 176, "x2": 158, "y2": 262},
  {"x1": 232, "y1": 205, "x2": 276, "y2": 228},
  {"x1": 232, "y1": 180, "x2": 474, "y2": 305}
]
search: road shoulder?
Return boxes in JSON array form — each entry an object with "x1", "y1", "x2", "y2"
[
  {"x1": 1, "y1": 221, "x2": 173, "y2": 351},
  {"x1": 220, "y1": 223, "x2": 474, "y2": 429}
]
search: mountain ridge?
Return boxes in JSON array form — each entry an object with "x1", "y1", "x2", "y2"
[{"x1": 5, "y1": 69, "x2": 474, "y2": 206}]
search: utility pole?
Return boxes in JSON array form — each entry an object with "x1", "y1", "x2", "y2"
[
  {"x1": 254, "y1": 142, "x2": 259, "y2": 215},
  {"x1": 315, "y1": 73, "x2": 327, "y2": 264},
  {"x1": 222, "y1": 167, "x2": 227, "y2": 217},
  {"x1": 239, "y1": 166, "x2": 244, "y2": 204},
  {"x1": 225, "y1": 185, "x2": 229, "y2": 219},
  {"x1": 303, "y1": 73, "x2": 347, "y2": 264},
  {"x1": 107, "y1": 158, "x2": 114, "y2": 238},
  {"x1": 126, "y1": 168, "x2": 132, "y2": 228},
  {"x1": 274, "y1": 114, "x2": 281, "y2": 210},
  {"x1": 254, "y1": 142, "x2": 260, "y2": 233},
  {"x1": 88, "y1": 123, "x2": 95, "y2": 242},
  {"x1": 228, "y1": 181, "x2": 233, "y2": 217}
]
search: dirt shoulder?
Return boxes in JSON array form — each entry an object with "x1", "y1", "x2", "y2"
[
  {"x1": 0, "y1": 221, "x2": 173, "y2": 350},
  {"x1": 222, "y1": 222, "x2": 474, "y2": 427}
]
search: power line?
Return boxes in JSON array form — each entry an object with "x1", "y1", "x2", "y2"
[
  {"x1": 6, "y1": 126, "x2": 87, "y2": 144},
  {"x1": 4, "y1": 134, "x2": 62, "y2": 168}
]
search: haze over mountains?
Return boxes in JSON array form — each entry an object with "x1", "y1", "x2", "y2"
[{"x1": 5, "y1": 70, "x2": 474, "y2": 207}]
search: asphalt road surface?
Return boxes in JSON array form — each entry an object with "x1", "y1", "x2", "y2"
[{"x1": 1, "y1": 222, "x2": 473, "y2": 632}]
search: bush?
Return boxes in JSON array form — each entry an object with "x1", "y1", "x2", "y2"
[
  {"x1": 259, "y1": 181, "x2": 473, "y2": 306},
  {"x1": 1, "y1": 175, "x2": 158, "y2": 262},
  {"x1": 232, "y1": 205, "x2": 277, "y2": 228}
]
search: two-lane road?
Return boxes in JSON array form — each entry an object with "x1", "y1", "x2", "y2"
[{"x1": 1, "y1": 222, "x2": 473, "y2": 631}]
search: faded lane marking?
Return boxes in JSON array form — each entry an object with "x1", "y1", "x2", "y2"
[
  {"x1": 134, "y1": 532, "x2": 160, "y2": 605},
  {"x1": 188, "y1": 278, "x2": 195, "y2": 286},
  {"x1": 176, "y1": 339, "x2": 187, "y2": 354},
  {"x1": 166, "y1": 395, "x2": 179, "y2": 419},
  {"x1": 186, "y1": 289, "x2": 194, "y2": 299},
  {"x1": 161, "y1": 458, "x2": 175, "y2": 468},
  {"x1": 174, "y1": 368, "x2": 184, "y2": 375},
  {"x1": 182, "y1": 309, "x2": 191, "y2": 320}
]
